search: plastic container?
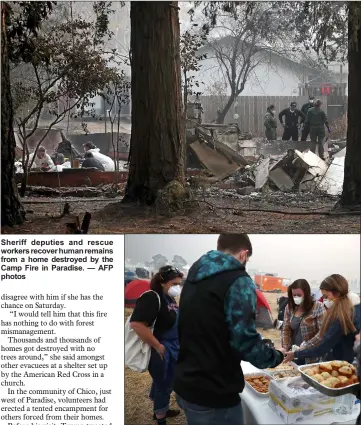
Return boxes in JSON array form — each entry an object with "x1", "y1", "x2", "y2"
[
  {"x1": 268, "y1": 376, "x2": 335, "y2": 424},
  {"x1": 332, "y1": 394, "x2": 357, "y2": 415},
  {"x1": 265, "y1": 369, "x2": 301, "y2": 380},
  {"x1": 244, "y1": 372, "x2": 271, "y2": 398}
]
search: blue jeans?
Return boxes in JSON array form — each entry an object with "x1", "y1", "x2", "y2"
[
  {"x1": 176, "y1": 395, "x2": 244, "y2": 425},
  {"x1": 148, "y1": 349, "x2": 176, "y2": 415}
]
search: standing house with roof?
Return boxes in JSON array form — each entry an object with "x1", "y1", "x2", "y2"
[{"x1": 195, "y1": 36, "x2": 347, "y2": 98}]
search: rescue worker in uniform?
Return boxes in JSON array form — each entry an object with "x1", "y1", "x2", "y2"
[
  {"x1": 300, "y1": 96, "x2": 315, "y2": 141},
  {"x1": 304, "y1": 99, "x2": 331, "y2": 160},
  {"x1": 264, "y1": 105, "x2": 277, "y2": 141},
  {"x1": 279, "y1": 102, "x2": 305, "y2": 142}
]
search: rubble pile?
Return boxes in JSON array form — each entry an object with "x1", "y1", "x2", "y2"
[
  {"x1": 230, "y1": 147, "x2": 344, "y2": 196},
  {"x1": 186, "y1": 121, "x2": 346, "y2": 198},
  {"x1": 194, "y1": 185, "x2": 338, "y2": 207},
  {"x1": 25, "y1": 183, "x2": 123, "y2": 198}
]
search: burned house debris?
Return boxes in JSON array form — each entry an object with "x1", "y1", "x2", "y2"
[
  {"x1": 14, "y1": 127, "x2": 130, "y2": 190},
  {"x1": 14, "y1": 114, "x2": 346, "y2": 202},
  {"x1": 185, "y1": 119, "x2": 347, "y2": 199}
]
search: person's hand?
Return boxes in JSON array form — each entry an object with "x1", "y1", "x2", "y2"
[
  {"x1": 277, "y1": 347, "x2": 286, "y2": 354},
  {"x1": 156, "y1": 344, "x2": 166, "y2": 360},
  {"x1": 284, "y1": 351, "x2": 295, "y2": 363},
  {"x1": 40, "y1": 163, "x2": 50, "y2": 171},
  {"x1": 356, "y1": 334, "x2": 360, "y2": 343},
  {"x1": 299, "y1": 343, "x2": 306, "y2": 351}
]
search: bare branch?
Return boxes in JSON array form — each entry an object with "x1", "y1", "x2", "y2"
[{"x1": 27, "y1": 98, "x2": 83, "y2": 169}]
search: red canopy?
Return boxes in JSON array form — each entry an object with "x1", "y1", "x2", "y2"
[
  {"x1": 125, "y1": 279, "x2": 150, "y2": 308},
  {"x1": 256, "y1": 289, "x2": 271, "y2": 311}
]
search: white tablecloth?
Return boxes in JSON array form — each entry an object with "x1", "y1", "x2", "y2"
[{"x1": 240, "y1": 362, "x2": 359, "y2": 425}]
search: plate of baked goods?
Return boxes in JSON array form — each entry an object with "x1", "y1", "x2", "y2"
[
  {"x1": 244, "y1": 373, "x2": 271, "y2": 397},
  {"x1": 265, "y1": 369, "x2": 301, "y2": 380},
  {"x1": 299, "y1": 361, "x2": 360, "y2": 397},
  {"x1": 266, "y1": 362, "x2": 298, "y2": 373}
]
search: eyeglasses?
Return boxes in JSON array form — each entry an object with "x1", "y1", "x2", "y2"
[
  {"x1": 159, "y1": 265, "x2": 183, "y2": 280},
  {"x1": 161, "y1": 265, "x2": 181, "y2": 274}
]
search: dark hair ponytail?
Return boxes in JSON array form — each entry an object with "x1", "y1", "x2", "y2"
[{"x1": 150, "y1": 273, "x2": 164, "y2": 293}]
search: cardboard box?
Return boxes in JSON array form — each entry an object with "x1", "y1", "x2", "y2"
[{"x1": 268, "y1": 377, "x2": 335, "y2": 424}]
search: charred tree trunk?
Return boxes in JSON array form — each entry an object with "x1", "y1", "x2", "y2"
[
  {"x1": 1, "y1": 3, "x2": 25, "y2": 226},
  {"x1": 19, "y1": 168, "x2": 28, "y2": 197},
  {"x1": 216, "y1": 94, "x2": 236, "y2": 124},
  {"x1": 124, "y1": 2, "x2": 184, "y2": 205},
  {"x1": 341, "y1": 2, "x2": 361, "y2": 206}
]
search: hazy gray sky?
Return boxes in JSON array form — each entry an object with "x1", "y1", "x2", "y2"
[{"x1": 125, "y1": 235, "x2": 360, "y2": 286}]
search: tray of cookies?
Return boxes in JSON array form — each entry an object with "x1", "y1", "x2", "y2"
[
  {"x1": 265, "y1": 362, "x2": 298, "y2": 373},
  {"x1": 244, "y1": 373, "x2": 271, "y2": 398},
  {"x1": 265, "y1": 369, "x2": 301, "y2": 380},
  {"x1": 299, "y1": 361, "x2": 359, "y2": 397}
]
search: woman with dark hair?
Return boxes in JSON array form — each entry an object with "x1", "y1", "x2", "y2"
[
  {"x1": 130, "y1": 266, "x2": 184, "y2": 425},
  {"x1": 284, "y1": 274, "x2": 361, "y2": 364},
  {"x1": 281, "y1": 279, "x2": 326, "y2": 365},
  {"x1": 264, "y1": 104, "x2": 278, "y2": 141}
]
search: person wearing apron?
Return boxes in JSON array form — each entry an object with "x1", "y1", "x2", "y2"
[
  {"x1": 149, "y1": 296, "x2": 180, "y2": 422},
  {"x1": 281, "y1": 279, "x2": 326, "y2": 364},
  {"x1": 130, "y1": 266, "x2": 183, "y2": 425},
  {"x1": 289, "y1": 315, "x2": 306, "y2": 365}
]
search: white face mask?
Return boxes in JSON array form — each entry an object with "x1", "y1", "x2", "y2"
[
  {"x1": 168, "y1": 285, "x2": 181, "y2": 298},
  {"x1": 324, "y1": 299, "x2": 334, "y2": 309},
  {"x1": 293, "y1": 296, "x2": 304, "y2": 305}
]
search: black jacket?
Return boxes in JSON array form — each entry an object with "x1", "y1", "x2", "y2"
[
  {"x1": 174, "y1": 268, "x2": 247, "y2": 408},
  {"x1": 279, "y1": 108, "x2": 305, "y2": 128},
  {"x1": 174, "y1": 250, "x2": 283, "y2": 408},
  {"x1": 277, "y1": 296, "x2": 289, "y2": 321},
  {"x1": 82, "y1": 158, "x2": 105, "y2": 171},
  {"x1": 301, "y1": 102, "x2": 315, "y2": 121}
]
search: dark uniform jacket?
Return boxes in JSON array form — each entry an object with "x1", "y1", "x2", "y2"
[
  {"x1": 279, "y1": 108, "x2": 305, "y2": 128},
  {"x1": 301, "y1": 102, "x2": 314, "y2": 122},
  {"x1": 82, "y1": 157, "x2": 105, "y2": 171}
]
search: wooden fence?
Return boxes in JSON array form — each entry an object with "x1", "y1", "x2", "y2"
[{"x1": 199, "y1": 95, "x2": 347, "y2": 137}]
